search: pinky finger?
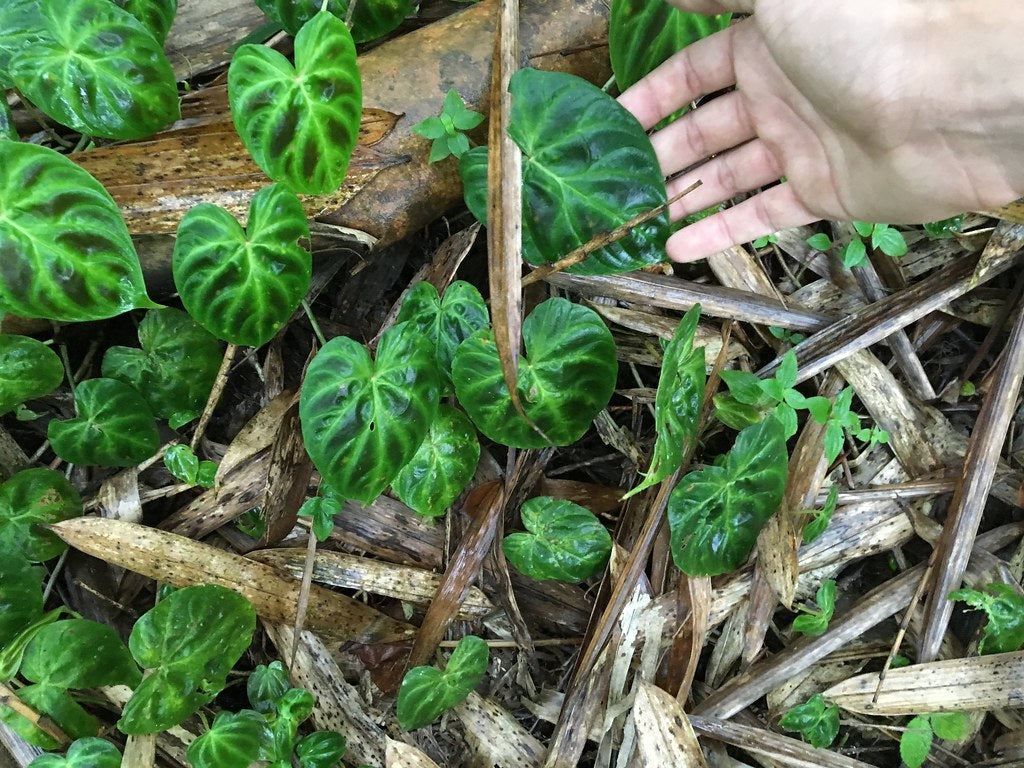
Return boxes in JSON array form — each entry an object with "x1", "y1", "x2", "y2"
[{"x1": 665, "y1": 184, "x2": 819, "y2": 262}]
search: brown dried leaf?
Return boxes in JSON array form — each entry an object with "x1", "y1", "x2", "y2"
[
  {"x1": 455, "y1": 692, "x2": 545, "y2": 768},
  {"x1": 386, "y1": 739, "x2": 441, "y2": 768},
  {"x1": 259, "y1": 395, "x2": 313, "y2": 546},
  {"x1": 632, "y1": 682, "x2": 708, "y2": 768},
  {"x1": 215, "y1": 390, "x2": 296, "y2": 488}
]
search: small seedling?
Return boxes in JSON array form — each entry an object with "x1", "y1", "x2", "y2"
[
  {"x1": 779, "y1": 693, "x2": 839, "y2": 749},
  {"x1": 801, "y1": 484, "x2": 838, "y2": 544},
  {"x1": 949, "y1": 584, "x2": 1024, "y2": 654},
  {"x1": 752, "y1": 232, "x2": 778, "y2": 248},
  {"x1": 396, "y1": 635, "x2": 489, "y2": 730},
  {"x1": 900, "y1": 712, "x2": 971, "y2": 768},
  {"x1": 768, "y1": 325, "x2": 806, "y2": 345},
  {"x1": 791, "y1": 579, "x2": 836, "y2": 636},
  {"x1": 164, "y1": 444, "x2": 217, "y2": 488},
  {"x1": 411, "y1": 88, "x2": 484, "y2": 162},
  {"x1": 822, "y1": 386, "x2": 888, "y2": 465},
  {"x1": 922, "y1": 215, "x2": 964, "y2": 240},
  {"x1": 806, "y1": 223, "x2": 907, "y2": 268}
]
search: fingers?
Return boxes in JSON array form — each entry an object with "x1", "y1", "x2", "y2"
[
  {"x1": 665, "y1": 184, "x2": 818, "y2": 262},
  {"x1": 663, "y1": 0, "x2": 754, "y2": 12},
  {"x1": 650, "y1": 91, "x2": 755, "y2": 177},
  {"x1": 665, "y1": 138, "x2": 782, "y2": 219}
]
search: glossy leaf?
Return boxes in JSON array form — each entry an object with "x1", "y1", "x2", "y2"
[
  {"x1": 396, "y1": 281, "x2": 489, "y2": 391},
  {"x1": 0, "y1": 556, "x2": 44, "y2": 650},
  {"x1": 164, "y1": 444, "x2": 200, "y2": 484},
  {"x1": 9, "y1": 0, "x2": 179, "y2": 139},
  {"x1": 609, "y1": 1, "x2": 729, "y2": 92},
  {"x1": 668, "y1": 415, "x2": 789, "y2": 576},
  {"x1": 113, "y1": 0, "x2": 177, "y2": 43},
  {"x1": 791, "y1": 579, "x2": 836, "y2": 636},
  {"x1": 0, "y1": 608, "x2": 63, "y2": 683},
  {"x1": 0, "y1": 99, "x2": 17, "y2": 141},
  {"x1": 0, "y1": 0, "x2": 43, "y2": 89},
  {"x1": 296, "y1": 731, "x2": 347, "y2": 768},
  {"x1": 872, "y1": 224, "x2": 908, "y2": 258},
  {"x1": 22, "y1": 619, "x2": 140, "y2": 689},
  {"x1": 391, "y1": 405, "x2": 480, "y2": 519},
  {"x1": 503, "y1": 497, "x2": 612, "y2": 583},
  {"x1": 778, "y1": 694, "x2": 838, "y2": 750},
  {"x1": 102, "y1": 308, "x2": 221, "y2": 427},
  {"x1": 930, "y1": 711, "x2": 970, "y2": 741},
  {"x1": 900, "y1": 715, "x2": 932, "y2": 768},
  {"x1": 187, "y1": 710, "x2": 267, "y2": 768},
  {"x1": 229, "y1": 12, "x2": 361, "y2": 194},
  {"x1": 0, "y1": 141, "x2": 155, "y2": 321},
  {"x1": 453, "y1": 298, "x2": 617, "y2": 448},
  {"x1": 248, "y1": 660, "x2": 290, "y2": 714},
  {"x1": 48, "y1": 378, "x2": 159, "y2": 467},
  {"x1": 2, "y1": 684, "x2": 97, "y2": 748},
  {"x1": 254, "y1": 0, "x2": 413, "y2": 43},
  {"x1": 173, "y1": 184, "x2": 311, "y2": 347},
  {"x1": 460, "y1": 69, "x2": 668, "y2": 274},
  {"x1": 0, "y1": 468, "x2": 82, "y2": 562},
  {"x1": 950, "y1": 584, "x2": 1024, "y2": 654},
  {"x1": 300, "y1": 322, "x2": 440, "y2": 505},
  {"x1": 0, "y1": 336, "x2": 63, "y2": 417},
  {"x1": 396, "y1": 635, "x2": 489, "y2": 730},
  {"x1": 624, "y1": 306, "x2": 705, "y2": 499},
  {"x1": 28, "y1": 737, "x2": 122, "y2": 768},
  {"x1": 119, "y1": 585, "x2": 257, "y2": 734}
]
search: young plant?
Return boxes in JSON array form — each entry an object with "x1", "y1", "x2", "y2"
[
  {"x1": 0, "y1": 335, "x2": 63, "y2": 417},
  {"x1": 396, "y1": 635, "x2": 489, "y2": 730},
  {"x1": 163, "y1": 444, "x2": 217, "y2": 488},
  {"x1": 752, "y1": 232, "x2": 778, "y2": 248},
  {"x1": 900, "y1": 712, "x2": 971, "y2": 768},
  {"x1": 801, "y1": 484, "x2": 839, "y2": 544},
  {"x1": 779, "y1": 694, "x2": 839, "y2": 749},
  {"x1": 412, "y1": 88, "x2": 485, "y2": 162},
  {"x1": 27, "y1": 737, "x2": 121, "y2": 768},
  {"x1": 768, "y1": 325, "x2": 806, "y2": 345},
  {"x1": 0, "y1": 469, "x2": 83, "y2": 562},
  {"x1": 299, "y1": 480, "x2": 346, "y2": 541},
  {"x1": 949, "y1": 584, "x2": 1024, "y2": 654},
  {"x1": 822, "y1": 386, "x2": 889, "y2": 465},
  {"x1": 807, "y1": 222, "x2": 907, "y2": 268},
  {"x1": 254, "y1": 0, "x2": 413, "y2": 43},
  {"x1": 791, "y1": 579, "x2": 836, "y2": 636},
  {"x1": 502, "y1": 497, "x2": 612, "y2": 583}
]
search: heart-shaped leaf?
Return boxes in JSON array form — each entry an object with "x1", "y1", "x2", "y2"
[
  {"x1": 391, "y1": 404, "x2": 480, "y2": 519},
  {"x1": 229, "y1": 12, "x2": 361, "y2": 194},
  {"x1": 0, "y1": 556, "x2": 43, "y2": 649},
  {"x1": 0, "y1": 469, "x2": 82, "y2": 562},
  {"x1": 460, "y1": 68, "x2": 668, "y2": 274},
  {"x1": 0, "y1": 335, "x2": 63, "y2": 416},
  {"x1": 9, "y1": 0, "x2": 179, "y2": 139},
  {"x1": 503, "y1": 497, "x2": 612, "y2": 583},
  {"x1": 113, "y1": 0, "x2": 177, "y2": 43},
  {"x1": 254, "y1": 0, "x2": 413, "y2": 43},
  {"x1": 120, "y1": 585, "x2": 257, "y2": 734},
  {"x1": 300, "y1": 322, "x2": 440, "y2": 505},
  {"x1": 173, "y1": 184, "x2": 311, "y2": 348},
  {"x1": 186, "y1": 710, "x2": 267, "y2": 768},
  {"x1": 396, "y1": 635, "x2": 489, "y2": 730},
  {"x1": 668, "y1": 415, "x2": 788, "y2": 576},
  {"x1": 396, "y1": 281, "x2": 490, "y2": 392},
  {"x1": 0, "y1": 0, "x2": 44, "y2": 89},
  {"x1": 22, "y1": 619, "x2": 140, "y2": 689},
  {"x1": 48, "y1": 379, "x2": 159, "y2": 467},
  {"x1": 609, "y1": 1, "x2": 729, "y2": 92},
  {"x1": 0, "y1": 142, "x2": 156, "y2": 322},
  {"x1": 26, "y1": 737, "x2": 122, "y2": 768},
  {"x1": 247, "y1": 660, "x2": 290, "y2": 713},
  {"x1": 453, "y1": 298, "x2": 617, "y2": 448},
  {"x1": 624, "y1": 306, "x2": 705, "y2": 499},
  {"x1": 102, "y1": 308, "x2": 222, "y2": 427},
  {"x1": 296, "y1": 731, "x2": 347, "y2": 768}
]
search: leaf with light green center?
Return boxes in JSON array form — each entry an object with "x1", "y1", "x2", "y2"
[
  {"x1": 900, "y1": 715, "x2": 932, "y2": 768},
  {"x1": 296, "y1": 731, "x2": 347, "y2": 768},
  {"x1": 0, "y1": 0, "x2": 44, "y2": 89},
  {"x1": 791, "y1": 579, "x2": 836, "y2": 636},
  {"x1": 173, "y1": 184, "x2": 311, "y2": 347},
  {"x1": 460, "y1": 69, "x2": 669, "y2": 274},
  {"x1": 254, "y1": 0, "x2": 414, "y2": 43},
  {"x1": 28, "y1": 737, "x2": 122, "y2": 768},
  {"x1": 229, "y1": 12, "x2": 361, "y2": 194},
  {"x1": 778, "y1": 694, "x2": 839, "y2": 749},
  {"x1": 396, "y1": 280, "x2": 489, "y2": 391},
  {"x1": 119, "y1": 585, "x2": 257, "y2": 734},
  {"x1": 0, "y1": 99, "x2": 17, "y2": 141},
  {"x1": 9, "y1": 0, "x2": 179, "y2": 139},
  {"x1": 396, "y1": 635, "x2": 489, "y2": 730},
  {"x1": 668, "y1": 415, "x2": 788, "y2": 576},
  {"x1": 48, "y1": 379, "x2": 159, "y2": 467},
  {"x1": 248, "y1": 660, "x2": 290, "y2": 713},
  {"x1": 453, "y1": 298, "x2": 617, "y2": 448},
  {"x1": 0, "y1": 336, "x2": 63, "y2": 417},
  {"x1": 503, "y1": 497, "x2": 612, "y2": 583},
  {"x1": 187, "y1": 710, "x2": 267, "y2": 768},
  {"x1": 0, "y1": 556, "x2": 43, "y2": 650},
  {"x1": 0, "y1": 468, "x2": 82, "y2": 562},
  {"x1": 112, "y1": 0, "x2": 177, "y2": 43},
  {"x1": 102, "y1": 308, "x2": 222, "y2": 427},
  {"x1": 300, "y1": 322, "x2": 440, "y2": 505},
  {"x1": 391, "y1": 405, "x2": 479, "y2": 519},
  {"x1": 0, "y1": 142, "x2": 157, "y2": 321}
]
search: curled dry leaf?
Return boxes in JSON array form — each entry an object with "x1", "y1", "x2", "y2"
[
  {"x1": 632, "y1": 682, "x2": 707, "y2": 768},
  {"x1": 454, "y1": 691, "x2": 545, "y2": 768},
  {"x1": 386, "y1": 738, "x2": 441, "y2": 768}
]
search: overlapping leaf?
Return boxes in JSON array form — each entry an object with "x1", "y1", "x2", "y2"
[
  {"x1": 396, "y1": 636, "x2": 488, "y2": 730},
  {"x1": 254, "y1": 0, "x2": 413, "y2": 43},
  {"x1": 229, "y1": 12, "x2": 361, "y2": 194},
  {"x1": 296, "y1": 731, "x2": 347, "y2": 768},
  {"x1": 0, "y1": 142, "x2": 155, "y2": 321},
  {"x1": 300, "y1": 322, "x2": 440, "y2": 504},
  {"x1": 453, "y1": 298, "x2": 617, "y2": 448},
  {"x1": 0, "y1": 335, "x2": 63, "y2": 416},
  {"x1": 503, "y1": 497, "x2": 612, "y2": 582},
  {"x1": 0, "y1": 469, "x2": 82, "y2": 562},
  {"x1": 9, "y1": 0, "x2": 179, "y2": 139},
  {"x1": 460, "y1": 69, "x2": 668, "y2": 274},
  {"x1": 0, "y1": 99, "x2": 17, "y2": 141},
  {"x1": 113, "y1": 0, "x2": 177, "y2": 43},
  {"x1": 27, "y1": 737, "x2": 122, "y2": 768},
  {"x1": 187, "y1": 710, "x2": 267, "y2": 768},
  {"x1": 0, "y1": 0, "x2": 44, "y2": 89},
  {"x1": 0, "y1": 556, "x2": 43, "y2": 649}
]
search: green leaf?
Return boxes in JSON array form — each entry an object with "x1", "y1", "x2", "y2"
[
  {"x1": 427, "y1": 136, "x2": 453, "y2": 163},
  {"x1": 196, "y1": 461, "x2": 217, "y2": 487},
  {"x1": 229, "y1": 12, "x2": 361, "y2": 194},
  {"x1": 792, "y1": 580, "x2": 836, "y2": 636},
  {"x1": 300, "y1": 322, "x2": 440, "y2": 504},
  {"x1": 608, "y1": 0, "x2": 728, "y2": 92},
  {"x1": 871, "y1": 224, "x2": 908, "y2": 258},
  {"x1": 296, "y1": 731, "x2": 347, "y2": 768},
  {"x1": 0, "y1": 99, "x2": 17, "y2": 141},
  {"x1": 803, "y1": 484, "x2": 838, "y2": 544},
  {"x1": 10, "y1": 0, "x2": 179, "y2": 139},
  {"x1": 28, "y1": 737, "x2": 122, "y2": 768},
  {"x1": 668, "y1": 416, "x2": 788, "y2": 576},
  {"x1": 412, "y1": 116, "x2": 446, "y2": 140},
  {"x1": 840, "y1": 238, "x2": 867, "y2": 268},
  {"x1": 164, "y1": 444, "x2": 200, "y2": 485},
  {"x1": 900, "y1": 715, "x2": 932, "y2": 768},
  {"x1": 0, "y1": 336, "x2": 62, "y2": 417},
  {"x1": 923, "y1": 215, "x2": 963, "y2": 240},
  {"x1": 395, "y1": 281, "x2": 489, "y2": 392},
  {"x1": 779, "y1": 694, "x2": 839, "y2": 749},
  {"x1": 929, "y1": 711, "x2": 970, "y2": 741},
  {"x1": 713, "y1": 394, "x2": 765, "y2": 431},
  {"x1": 950, "y1": 584, "x2": 1024, "y2": 654},
  {"x1": 0, "y1": 141, "x2": 156, "y2": 321},
  {"x1": 773, "y1": 402, "x2": 798, "y2": 439},
  {"x1": 0, "y1": 0, "x2": 44, "y2": 89},
  {"x1": 391, "y1": 405, "x2": 480, "y2": 519},
  {"x1": 447, "y1": 131, "x2": 470, "y2": 159},
  {"x1": 3, "y1": 684, "x2": 97, "y2": 748},
  {"x1": 0, "y1": 556, "x2": 43, "y2": 650},
  {"x1": 851, "y1": 221, "x2": 874, "y2": 238},
  {"x1": 460, "y1": 69, "x2": 669, "y2": 274},
  {"x1": 102, "y1": 308, "x2": 222, "y2": 427},
  {"x1": 119, "y1": 585, "x2": 257, "y2": 734},
  {"x1": 248, "y1": 660, "x2": 290, "y2": 714},
  {"x1": 253, "y1": 0, "x2": 413, "y2": 43},
  {"x1": 823, "y1": 421, "x2": 844, "y2": 465},
  {"x1": 48, "y1": 378, "x2": 159, "y2": 467},
  {"x1": 776, "y1": 350, "x2": 798, "y2": 390},
  {"x1": 173, "y1": 184, "x2": 311, "y2": 347},
  {"x1": 625, "y1": 306, "x2": 705, "y2": 499},
  {"x1": 21, "y1": 619, "x2": 140, "y2": 689},
  {"x1": 503, "y1": 497, "x2": 612, "y2": 583},
  {"x1": 718, "y1": 370, "x2": 764, "y2": 405},
  {"x1": 396, "y1": 635, "x2": 489, "y2": 730},
  {"x1": 301, "y1": 494, "x2": 343, "y2": 541},
  {"x1": 0, "y1": 608, "x2": 64, "y2": 683},
  {"x1": 187, "y1": 710, "x2": 267, "y2": 768},
  {"x1": 0, "y1": 468, "x2": 82, "y2": 562},
  {"x1": 804, "y1": 396, "x2": 832, "y2": 425},
  {"x1": 806, "y1": 233, "x2": 832, "y2": 251},
  {"x1": 112, "y1": 0, "x2": 177, "y2": 43}
]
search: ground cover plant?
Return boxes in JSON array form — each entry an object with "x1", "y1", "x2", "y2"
[{"x1": 0, "y1": 0, "x2": 1021, "y2": 766}]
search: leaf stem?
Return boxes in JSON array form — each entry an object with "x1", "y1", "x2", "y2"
[{"x1": 301, "y1": 299, "x2": 327, "y2": 347}]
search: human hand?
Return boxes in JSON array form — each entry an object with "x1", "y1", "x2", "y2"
[{"x1": 619, "y1": 0, "x2": 1024, "y2": 261}]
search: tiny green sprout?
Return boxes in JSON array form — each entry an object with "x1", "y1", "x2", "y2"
[
  {"x1": 949, "y1": 583, "x2": 1024, "y2": 654},
  {"x1": 236, "y1": 508, "x2": 267, "y2": 539},
  {"x1": 164, "y1": 444, "x2": 216, "y2": 488},
  {"x1": 752, "y1": 232, "x2": 778, "y2": 248},
  {"x1": 818, "y1": 386, "x2": 888, "y2": 465},
  {"x1": 791, "y1": 579, "x2": 836, "y2": 636},
  {"x1": 411, "y1": 89, "x2": 485, "y2": 163},
  {"x1": 923, "y1": 215, "x2": 964, "y2": 240},
  {"x1": 960, "y1": 380, "x2": 977, "y2": 397},
  {"x1": 779, "y1": 693, "x2": 839, "y2": 749},
  {"x1": 900, "y1": 712, "x2": 971, "y2": 768},
  {"x1": 802, "y1": 484, "x2": 838, "y2": 544},
  {"x1": 805, "y1": 232, "x2": 832, "y2": 251},
  {"x1": 768, "y1": 325, "x2": 806, "y2": 345},
  {"x1": 841, "y1": 222, "x2": 908, "y2": 268}
]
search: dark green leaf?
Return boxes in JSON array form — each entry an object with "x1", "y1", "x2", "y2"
[
  {"x1": 173, "y1": 184, "x2": 311, "y2": 347},
  {"x1": 923, "y1": 216, "x2": 963, "y2": 240},
  {"x1": 300, "y1": 322, "x2": 440, "y2": 504},
  {"x1": 253, "y1": 0, "x2": 413, "y2": 43},
  {"x1": 0, "y1": 468, "x2": 82, "y2": 562},
  {"x1": 0, "y1": 335, "x2": 63, "y2": 417},
  {"x1": 22, "y1": 619, "x2": 140, "y2": 689},
  {"x1": 0, "y1": 141, "x2": 156, "y2": 321},
  {"x1": 187, "y1": 710, "x2": 267, "y2": 768},
  {"x1": 396, "y1": 635, "x2": 489, "y2": 730},
  {"x1": 296, "y1": 731, "x2": 347, "y2": 768},
  {"x1": 929, "y1": 711, "x2": 970, "y2": 741},
  {"x1": 461, "y1": 69, "x2": 669, "y2": 274},
  {"x1": 453, "y1": 298, "x2": 617, "y2": 448},
  {"x1": 10, "y1": 0, "x2": 179, "y2": 138},
  {"x1": 503, "y1": 497, "x2": 612, "y2": 583},
  {"x1": 0, "y1": 556, "x2": 43, "y2": 650},
  {"x1": 779, "y1": 694, "x2": 839, "y2": 749},
  {"x1": 872, "y1": 225, "x2": 908, "y2": 258},
  {"x1": 229, "y1": 12, "x2": 361, "y2": 194},
  {"x1": 0, "y1": 99, "x2": 16, "y2": 141},
  {"x1": 805, "y1": 233, "x2": 832, "y2": 251},
  {"x1": 0, "y1": 609, "x2": 63, "y2": 683},
  {"x1": 900, "y1": 715, "x2": 932, "y2": 768},
  {"x1": 247, "y1": 660, "x2": 290, "y2": 714},
  {"x1": 712, "y1": 394, "x2": 765, "y2": 431},
  {"x1": 803, "y1": 484, "x2": 838, "y2": 544},
  {"x1": 196, "y1": 461, "x2": 217, "y2": 487},
  {"x1": 112, "y1": 0, "x2": 177, "y2": 43},
  {"x1": 164, "y1": 444, "x2": 200, "y2": 484},
  {"x1": 718, "y1": 370, "x2": 764, "y2": 405},
  {"x1": 0, "y1": 0, "x2": 44, "y2": 89},
  {"x1": 28, "y1": 736, "x2": 122, "y2": 768},
  {"x1": 668, "y1": 416, "x2": 788, "y2": 576},
  {"x1": 4, "y1": 684, "x2": 97, "y2": 747}
]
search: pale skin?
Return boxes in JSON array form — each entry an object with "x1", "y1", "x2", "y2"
[{"x1": 618, "y1": 0, "x2": 1024, "y2": 261}]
